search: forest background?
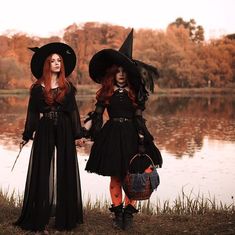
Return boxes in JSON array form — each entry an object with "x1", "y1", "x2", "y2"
[{"x1": 0, "y1": 17, "x2": 235, "y2": 90}]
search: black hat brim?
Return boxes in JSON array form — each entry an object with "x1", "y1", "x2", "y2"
[
  {"x1": 89, "y1": 49, "x2": 141, "y2": 89},
  {"x1": 30, "y1": 42, "x2": 76, "y2": 79}
]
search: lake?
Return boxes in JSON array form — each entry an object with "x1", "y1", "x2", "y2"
[{"x1": 0, "y1": 93, "x2": 235, "y2": 207}]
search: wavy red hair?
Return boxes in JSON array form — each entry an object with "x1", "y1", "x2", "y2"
[
  {"x1": 96, "y1": 65, "x2": 137, "y2": 106},
  {"x1": 33, "y1": 54, "x2": 69, "y2": 105}
]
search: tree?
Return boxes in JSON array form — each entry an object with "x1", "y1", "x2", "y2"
[
  {"x1": 169, "y1": 17, "x2": 204, "y2": 43},
  {"x1": 0, "y1": 57, "x2": 30, "y2": 88}
]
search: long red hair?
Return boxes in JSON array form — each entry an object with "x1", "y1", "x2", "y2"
[
  {"x1": 33, "y1": 54, "x2": 69, "y2": 105},
  {"x1": 96, "y1": 65, "x2": 136, "y2": 106}
]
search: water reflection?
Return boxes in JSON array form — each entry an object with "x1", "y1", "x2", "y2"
[
  {"x1": 145, "y1": 95, "x2": 235, "y2": 158},
  {"x1": 0, "y1": 94, "x2": 235, "y2": 206},
  {"x1": 1, "y1": 94, "x2": 235, "y2": 158}
]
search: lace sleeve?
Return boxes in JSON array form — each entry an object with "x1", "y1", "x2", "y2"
[
  {"x1": 83, "y1": 101, "x2": 105, "y2": 140},
  {"x1": 134, "y1": 108, "x2": 154, "y2": 143},
  {"x1": 70, "y1": 85, "x2": 83, "y2": 139},
  {"x1": 22, "y1": 88, "x2": 40, "y2": 141}
]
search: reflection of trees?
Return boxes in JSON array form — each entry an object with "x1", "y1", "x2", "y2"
[
  {"x1": 144, "y1": 95, "x2": 235, "y2": 158},
  {"x1": 1, "y1": 95, "x2": 235, "y2": 158},
  {"x1": 0, "y1": 95, "x2": 97, "y2": 149},
  {"x1": 0, "y1": 96, "x2": 28, "y2": 146},
  {"x1": 0, "y1": 94, "x2": 101, "y2": 153}
]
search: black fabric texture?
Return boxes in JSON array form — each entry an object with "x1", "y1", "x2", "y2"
[
  {"x1": 85, "y1": 89, "x2": 162, "y2": 179},
  {"x1": 15, "y1": 82, "x2": 83, "y2": 231}
]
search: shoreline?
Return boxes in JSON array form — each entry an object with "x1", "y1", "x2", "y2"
[{"x1": 0, "y1": 86, "x2": 235, "y2": 96}]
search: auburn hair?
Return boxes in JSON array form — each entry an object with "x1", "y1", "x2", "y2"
[
  {"x1": 33, "y1": 54, "x2": 69, "y2": 105},
  {"x1": 96, "y1": 65, "x2": 137, "y2": 106}
]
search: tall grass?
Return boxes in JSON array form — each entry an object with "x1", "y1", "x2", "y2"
[
  {"x1": 0, "y1": 189, "x2": 22, "y2": 207},
  {"x1": 140, "y1": 189, "x2": 235, "y2": 215},
  {"x1": 84, "y1": 194, "x2": 110, "y2": 212},
  {"x1": 1, "y1": 188, "x2": 234, "y2": 216}
]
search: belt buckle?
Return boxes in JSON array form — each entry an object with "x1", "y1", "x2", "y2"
[
  {"x1": 46, "y1": 111, "x2": 58, "y2": 120},
  {"x1": 49, "y1": 112, "x2": 53, "y2": 119},
  {"x1": 119, "y1": 118, "x2": 124, "y2": 122}
]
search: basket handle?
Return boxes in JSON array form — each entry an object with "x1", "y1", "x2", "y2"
[{"x1": 129, "y1": 153, "x2": 156, "y2": 167}]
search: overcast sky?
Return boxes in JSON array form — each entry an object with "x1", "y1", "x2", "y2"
[{"x1": 1, "y1": 0, "x2": 234, "y2": 40}]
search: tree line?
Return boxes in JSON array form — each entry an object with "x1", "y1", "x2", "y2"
[{"x1": 0, "y1": 18, "x2": 234, "y2": 89}]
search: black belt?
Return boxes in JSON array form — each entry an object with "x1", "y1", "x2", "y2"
[
  {"x1": 43, "y1": 111, "x2": 60, "y2": 125},
  {"x1": 111, "y1": 117, "x2": 132, "y2": 123},
  {"x1": 43, "y1": 111, "x2": 59, "y2": 119}
]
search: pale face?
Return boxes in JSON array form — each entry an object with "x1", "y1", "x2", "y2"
[
  {"x1": 115, "y1": 66, "x2": 127, "y2": 85},
  {"x1": 50, "y1": 53, "x2": 61, "y2": 73}
]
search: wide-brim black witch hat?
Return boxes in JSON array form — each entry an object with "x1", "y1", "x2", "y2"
[
  {"x1": 29, "y1": 42, "x2": 76, "y2": 79},
  {"x1": 88, "y1": 29, "x2": 141, "y2": 90}
]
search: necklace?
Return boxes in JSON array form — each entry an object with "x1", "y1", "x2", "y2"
[{"x1": 116, "y1": 83, "x2": 127, "y2": 93}]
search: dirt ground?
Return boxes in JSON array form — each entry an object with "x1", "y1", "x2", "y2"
[
  {"x1": 79, "y1": 210, "x2": 235, "y2": 235},
  {"x1": 3, "y1": 209, "x2": 234, "y2": 235}
]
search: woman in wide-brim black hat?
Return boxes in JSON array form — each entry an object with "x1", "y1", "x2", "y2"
[
  {"x1": 89, "y1": 48, "x2": 141, "y2": 87},
  {"x1": 14, "y1": 42, "x2": 84, "y2": 232},
  {"x1": 30, "y1": 42, "x2": 77, "y2": 79},
  {"x1": 83, "y1": 43, "x2": 162, "y2": 230}
]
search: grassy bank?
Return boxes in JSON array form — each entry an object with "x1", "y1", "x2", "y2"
[
  {"x1": 0, "y1": 89, "x2": 29, "y2": 95},
  {"x1": 0, "y1": 85, "x2": 99, "y2": 96},
  {"x1": 1, "y1": 190, "x2": 234, "y2": 234},
  {"x1": 0, "y1": 86, "x2": 235, "y2": 96},
  {"x1": 156, "y1": 87, "x2": 235, "y2": 96}
]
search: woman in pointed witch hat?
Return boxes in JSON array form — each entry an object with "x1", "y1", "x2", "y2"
[
  {"x1": 14, "y1": 42, "x2": 84, "y2": 232},
  {"x1": 83, "y1": 30, "x2": 162, "y2": 230},
  {"x1": 118, "y1": 28, "x2": 160, "y2": 101}
]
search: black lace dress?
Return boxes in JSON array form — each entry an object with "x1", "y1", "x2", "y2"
[
  {"x1": 14, "y1": 83, "x2": 83, "y2": 231},
  {"x1": 85, "y1": 88, "x2": 162, "y2": 179}
]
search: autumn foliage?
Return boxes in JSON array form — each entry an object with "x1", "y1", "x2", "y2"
[{"x1": 0, "y1": 20, "x2": 235, "y2": 89}]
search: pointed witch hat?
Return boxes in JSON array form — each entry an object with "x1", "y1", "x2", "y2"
[
  {"x1": 119, "y1": 29, "x2": 159, "y2": 93},
  {"x1": 116, "y1": 29, "x2": 160, "y2": 106},
  {"x1": 119, "y1": 28, "x2": 134, "y2": 58},
  {"x1": 88, "y1": 29, "x2": 141, "y2": 91}
]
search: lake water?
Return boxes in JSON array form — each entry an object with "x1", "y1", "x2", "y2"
[{"x1": 0, "y1": 93, "x2": 235, "y2": 207}]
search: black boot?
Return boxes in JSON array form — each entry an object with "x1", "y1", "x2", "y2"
[
  {"x1": 109, "y1": 204, "x2": 123, "y2": 229},
  {"x1": 123, "y1": 204, "x2": 138, "y2": 230}
]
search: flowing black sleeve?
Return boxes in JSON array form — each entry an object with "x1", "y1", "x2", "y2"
[
  {"x1": 134, "y1": 107, "x2": 154, "y2": 143},
  {"x1": 22, "y1": 87, "x2": 40, "y2": 141},
  {"x1": 70, "y1": 85, "x2": 83, "y2": 140},
  {"x1": 83, "y1": 100, "x2": 105, "y2": 140}
]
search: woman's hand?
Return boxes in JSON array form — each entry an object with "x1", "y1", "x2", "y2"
[
  {"x1": 21, "y1": 140, "x2": 29, "y2": 146},
  {"x1": 76, "y1": 138, "x2": 85, "y2": 147},
  {"x1": 84, "y1": 119, "x2": 92, "y2": 130},
  {"x1": 138, "y1": 133, "x2": 145, "y2": 153}
]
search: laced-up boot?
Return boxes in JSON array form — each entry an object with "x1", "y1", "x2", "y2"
[
  {"x1": 109, "y1": 204, "x2": 123, "y2": 229},
  {"x1": 123, "y1": 204, "x2": 138, "y2": 230}
]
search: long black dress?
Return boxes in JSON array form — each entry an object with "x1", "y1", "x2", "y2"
[
  {"x1": 85, "y1": 88, "x2": 162, "y2": 180},
  {"x1": 14, "y1": 82, "x2": 83, "y2": 231}
]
